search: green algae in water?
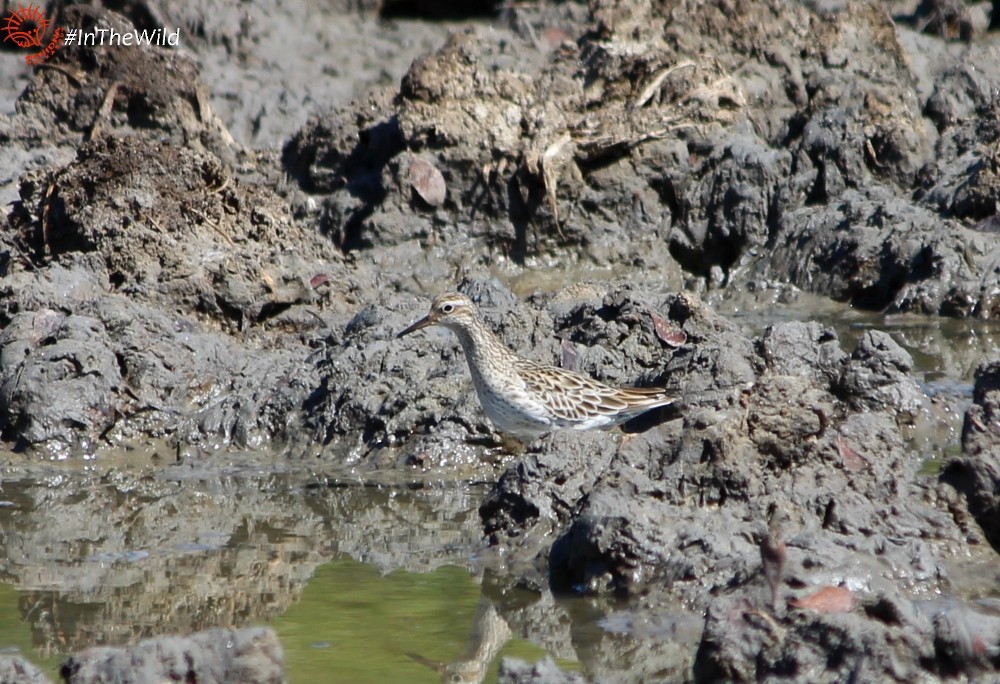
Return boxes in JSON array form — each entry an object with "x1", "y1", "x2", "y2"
[{"x1": 273, "y1": 557, "x2": 578, "y2": 683}]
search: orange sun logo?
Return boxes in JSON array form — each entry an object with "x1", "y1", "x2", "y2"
[
  {"x1": 2, "y1": 4, "x2": 50, "y2": 48},
  {"x1": 2, "y1": 4, "x2": 63, "y2": 65}
]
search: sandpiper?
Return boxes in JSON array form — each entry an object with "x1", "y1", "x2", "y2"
[{"x1": 397, "y1": 292, "x2": 675, "y2": 442}]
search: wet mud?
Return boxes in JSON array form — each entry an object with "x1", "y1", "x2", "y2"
[{"x1": 2, "y1": 0, "x2": 1000, "y2": 681}]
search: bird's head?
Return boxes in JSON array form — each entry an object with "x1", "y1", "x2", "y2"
[{"x1": 397, "y1": 292, "x2": 479, "y2": 338}]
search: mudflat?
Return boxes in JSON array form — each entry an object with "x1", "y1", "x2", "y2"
[{"x1": 1, "y1": 1, "x2": 1000, "y2": 681}]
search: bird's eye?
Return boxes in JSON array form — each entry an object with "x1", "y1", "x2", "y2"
[{"x1": 441, "y1": 303, "x2": 454, "y2": 313}]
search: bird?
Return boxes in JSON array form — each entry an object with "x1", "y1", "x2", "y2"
[{"x1": 397, "y1": 292, "x2": 675, "y2": 442}]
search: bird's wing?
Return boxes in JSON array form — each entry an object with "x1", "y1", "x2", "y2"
[{"x1": 515, "y1": 358, "x2": 670, "y2": 422}]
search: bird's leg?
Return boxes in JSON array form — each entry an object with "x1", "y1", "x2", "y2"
[
  {"x1": 479, "y1": 432, "x2": 526, "y2": 464},
  {"x1": 616, "y1": 428, "x2": 637, "y2": 448},
  {"x1": 497, "y1": 433, "x2": 527, "y2": 456}
]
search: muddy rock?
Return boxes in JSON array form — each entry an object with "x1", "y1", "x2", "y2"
[
  {"x1": 498, "y1": 656, "x2": 585, "y2": 684},
  {"x1": 0, "y1": 655, "x2": 51, "y2": 684},
  {"x1": 921, "y1": 41, "x2": 1000, "y2": 230},
  {"x1": 0, "y1": 310, "x2": 120, "y2": 447},
  {"x1": 758, "y1": 187, "x2": 1000, "y2": 317},
  {"x1": 279, "y1": 0, "x2": 1000, "y2": 316},
  {"x1": 2, "y1": 101, "x2": 351, "y2": 452},
  {"x1": 59, "y1": 626, "x2": 284, "y2": 684},
  {"x1": 480, "y1": 430, "x2": 619, "y2": 580},
  {"x1": 481, "y1": 290, "x2": 963, "y2": 611},
  {"x1": 695, "y1": 589, "x2": 1000, "y2": 683},
  {"x1": 755, "y1": 320, "x2": 846, "y2": 385},
  {"x1": 10, "y1": 135, "x2": 342, "y2": 325},
  {"x1": 16, "y1": 6, "x2": 235, "y2": 154},
  {"x1": 836, "y1": 329, "x2": 926, "y2": 416},
  {"x1": 281, "y1": 88, "x2": 417, "y2": 252}
]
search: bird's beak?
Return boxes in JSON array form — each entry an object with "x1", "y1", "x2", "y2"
[
  {"x1": 403, "y1": 652, "x2": 445, "y2": 673},
  {"x1": 397, "y1": 314, "x2": 434, "y2": 338}
]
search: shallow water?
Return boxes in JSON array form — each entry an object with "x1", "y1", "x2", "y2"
[
  {"x1": 0, "y1": 464, "x2": 590, "y2": 682},
  {"x1": 269, "y1": 559, "x2": 577, "y2": 683},
  {"x1": 725, "y1": 298, "x2": 999, "y2": 461}
]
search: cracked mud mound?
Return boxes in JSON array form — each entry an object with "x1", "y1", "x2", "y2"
[{"x1": 285, "y1": 0, "x2": 1000, "y2": 315}]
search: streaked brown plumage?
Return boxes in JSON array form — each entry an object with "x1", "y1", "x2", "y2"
[{"x1": 397, "y1": 292, "x2": 674, "y2": 441}]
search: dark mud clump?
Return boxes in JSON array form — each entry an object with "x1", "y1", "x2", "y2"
[{"x1": 60, "y1": 627, "x2": 283, "y2": 684}]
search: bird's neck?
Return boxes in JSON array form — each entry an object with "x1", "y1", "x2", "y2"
[{"x1": 450, "y1": 318, "x2": 516, "y2": 380}]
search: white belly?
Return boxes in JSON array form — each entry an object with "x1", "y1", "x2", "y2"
[{"x1": 474, "y1": 382, "x2": 553, "y2": 441}]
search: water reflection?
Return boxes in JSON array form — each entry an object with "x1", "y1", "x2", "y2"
[
  {"x1": 0, "y1": 464, "x2": 608, "y2": 682},
  {"x1": 0, "y1": 466, "x2": 485, "y2": 667},
  {"x1": 274, "y1": 560, "x2": 579, "y2": 683},
  {"x1": 405, "y1": 597, "x2": 512, "y2": 683}
]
